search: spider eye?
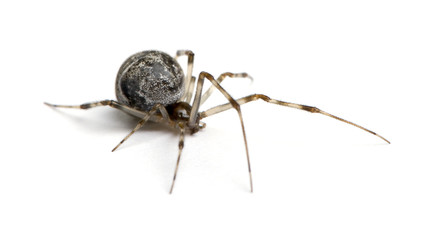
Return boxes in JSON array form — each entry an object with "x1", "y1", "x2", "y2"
[{"x1": 175, "y1": 108, "x2": 189, "y2": 119}]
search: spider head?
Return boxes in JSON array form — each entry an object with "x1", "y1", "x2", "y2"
[{"x1": 167, "y1": 102, "x2": 205, "y2": 134}]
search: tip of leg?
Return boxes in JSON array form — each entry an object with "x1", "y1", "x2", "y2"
[
  {"x1": 169, "y1": 180, "x2": 175, "y2": 194},
  {"x1": 377, "y1": 134, "x2": 391, "y2": 144},
  {"x1": 111, "y1": 144, "x2": 121, "y2": 152},
  {"x1": 44, "y1": 102, "x2": 54, "y2": 107},
  {"x1": 249, "y1": 172, "x2": 254, "y2": 193},
  {"x1": 384, "y1": 138, "x2": 391, "y2": 144}
]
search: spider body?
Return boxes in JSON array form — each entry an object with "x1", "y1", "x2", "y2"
[
  {"x1": 115, "y1": 50, "x2": 185, "y2": 112},
  {"x1": 45, "y1": 49, "x2": 390, "y2": 193}
]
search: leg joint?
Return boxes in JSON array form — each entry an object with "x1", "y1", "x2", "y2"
[
  {"x1": 254, "y1": 94, "x2": 271, "y2": 102},
  {"x1": 301, "y1": 105, "x2": 320, "y2": 113}
]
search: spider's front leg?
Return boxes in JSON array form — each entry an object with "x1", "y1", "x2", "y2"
[
  {"x1": 200, "y1": 94, "x2": 390, "y2": 144},
  {"x1": 188, "y1": 71, "x2": 254, "y2": 192}
]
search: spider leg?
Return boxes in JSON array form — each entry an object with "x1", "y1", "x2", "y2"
[
  {"x1": 200, "y1": 94, "x2": 390, "y2": 144},
  {"x1": 45, "y1": 99, "x2": 129, "y2": 110},
  {"x1": 44, "y1": 100, "x2": 161, "y2": 121},
  {"x1": 189, "y1": 71, "x2": 253, "y2": 192},
  {"x1": 176, "y1": 50, "x2": 195, "y2": 103},
  {"x1": 169, "y1": 123, "x2": 186, "y2": 194},
  {"x1": 200, "y1": 72, "x2": 253, "y2": 107},
  {"x1": 111, "y1": 104, "x2": 173, "y2": 152},
  {"x1": 186, "y1": 76, "x2": 196, "y2": 104}
]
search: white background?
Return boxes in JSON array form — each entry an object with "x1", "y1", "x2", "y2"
[{"x1": 1, "y1": 0, "x2": 431, "y2": 239}]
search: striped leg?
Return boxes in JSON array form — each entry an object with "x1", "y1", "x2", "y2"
[
  {"x1": 199, "y1": 72, "x2": 253, "y2": 107},
  {"x1": 200, "y1": 94, "x2": 390, "y2": 144},
  {"x1": 45, "y1": 100, "x2": 174, "y2": 151},
  {"x1": 111, "y1": 104, "x2": 173, "y2": 152},
  {"x1": 189, "y1": 71, "x2": 253, "y2": 193},
  {"x1": 176, "y1": 50, "x2": 195, "y2": 103},
  {"x1": 169, "y1": 123, "x2": 186, "y2": 194},
  {"x1": 44, "y1": 100, "x2": 153, "y2": 120},
  {"x1": 45, "y1": 99, "x2": 129, "y2": 110}
]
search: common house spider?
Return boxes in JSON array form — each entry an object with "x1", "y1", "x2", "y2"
[{"x1": 45, "y1": 50, "x2": 390, "y2": 193}]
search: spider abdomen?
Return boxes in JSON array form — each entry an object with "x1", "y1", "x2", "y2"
[{"x1": 115, "y1": 50, "x2": 185, "y2": 111}]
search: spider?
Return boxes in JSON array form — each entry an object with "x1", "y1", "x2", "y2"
[{"x1": 45, "y1": 50, "x2": 390, "y2": 193}]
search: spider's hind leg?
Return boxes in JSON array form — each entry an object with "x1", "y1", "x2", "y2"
[
  {"x1": 44, "y1": 100, "x2": 148, "y2": 118},
  {"x1": 45, "y1": 100, "x2": 116, "y2": 109},
  {"x1": 176, "y1": 50, "x2": 195, "y2": 103},
  {"x1": 45, "y1": 100, "x2": 175, "y2": 151}
]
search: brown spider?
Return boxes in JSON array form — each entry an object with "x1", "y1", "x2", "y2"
[{"x1": 45, "y1": 50, "x2": 390, "y2": 193}]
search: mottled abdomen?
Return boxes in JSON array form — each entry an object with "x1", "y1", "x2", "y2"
[{"x1": 115, "y1": 50, "x2": 185, "y2": 111}]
